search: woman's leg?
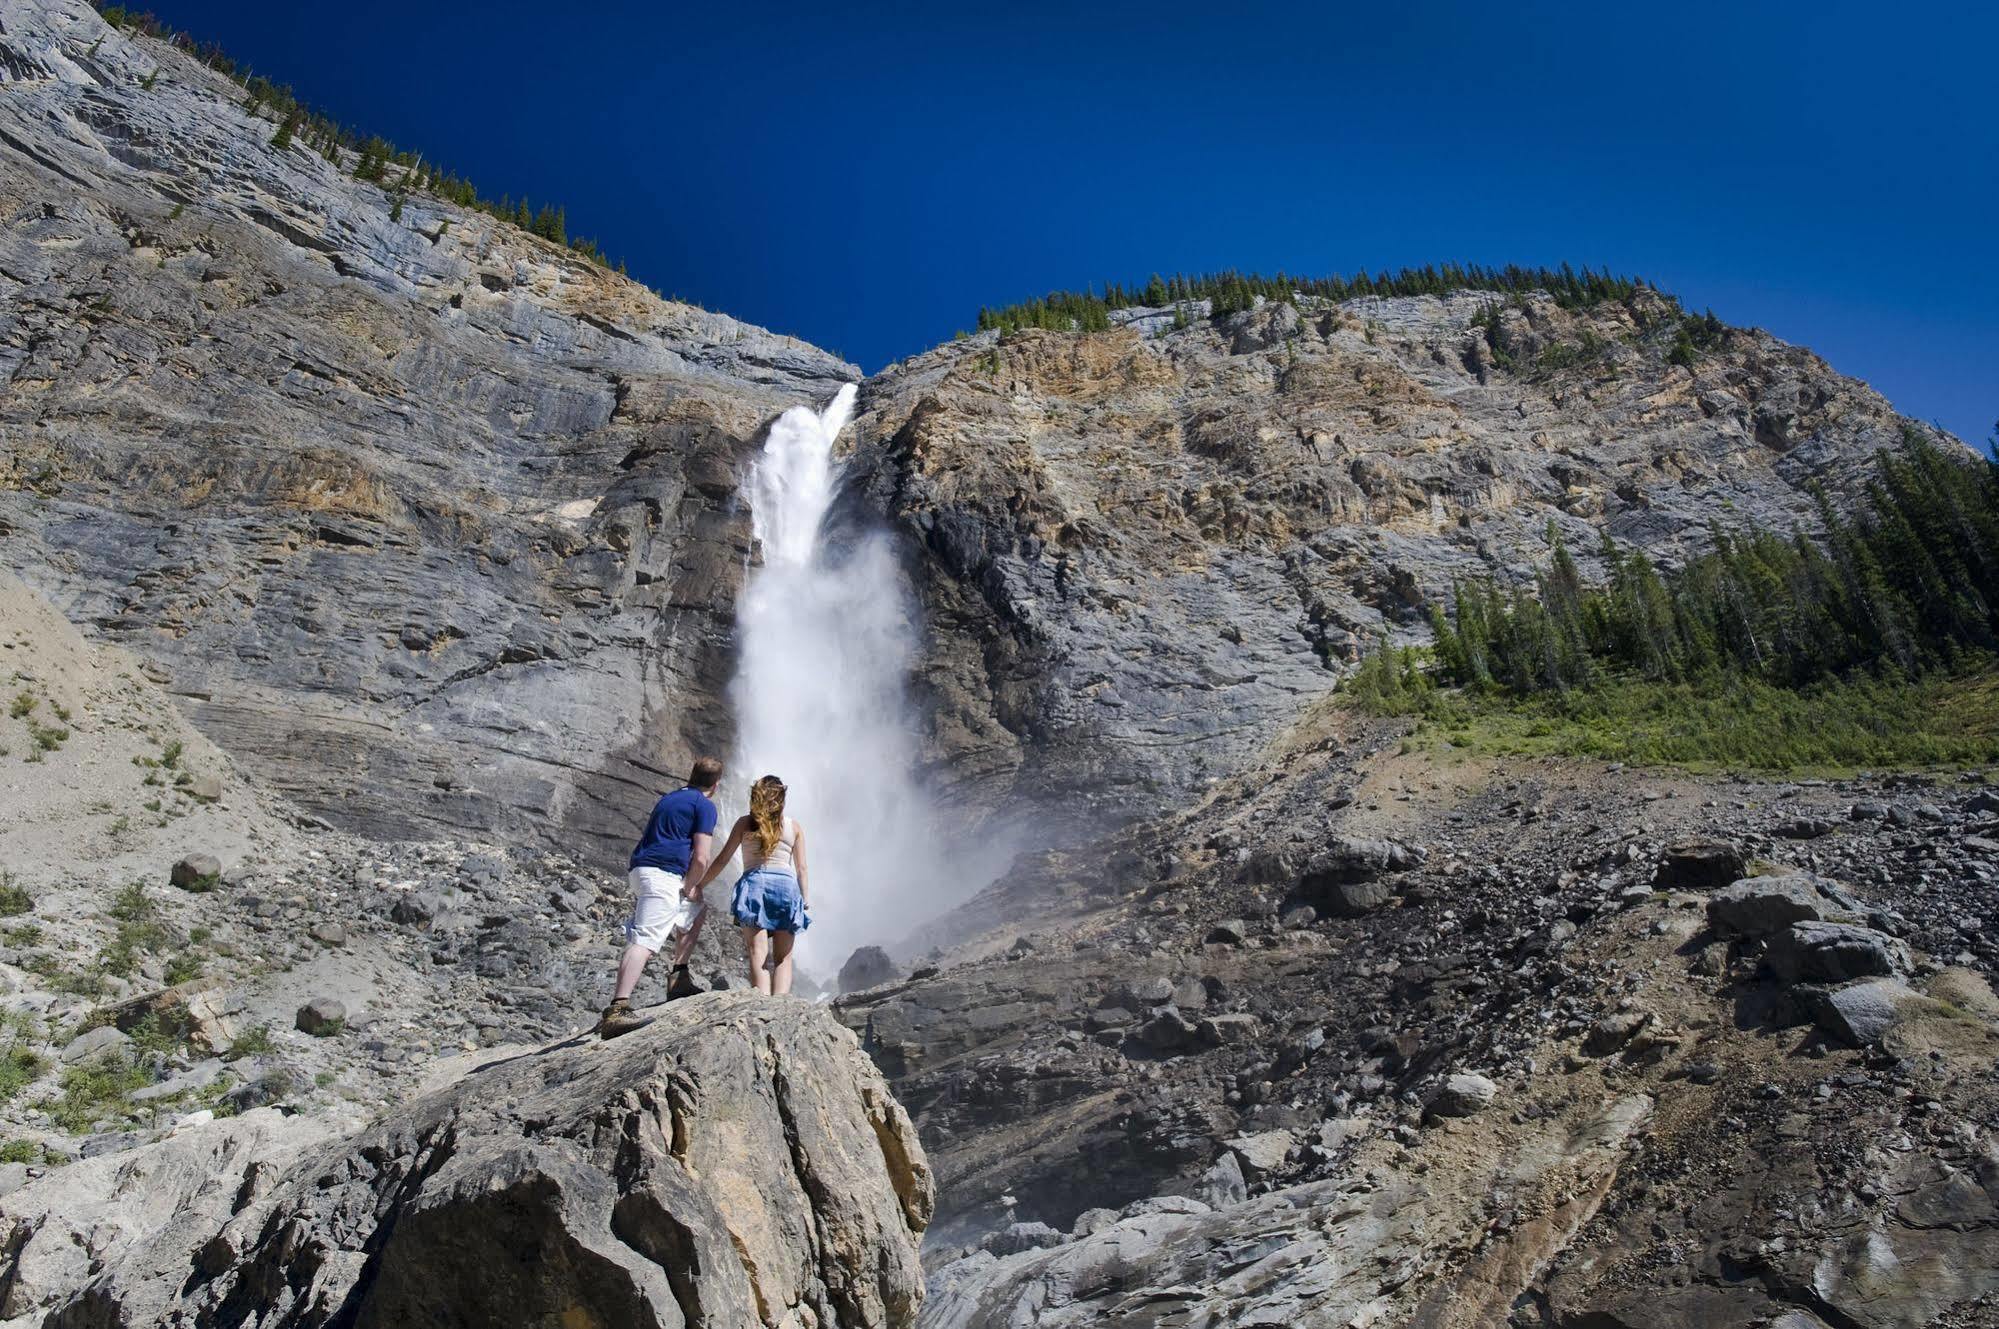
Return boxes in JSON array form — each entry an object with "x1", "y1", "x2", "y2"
[
  {"x1": 742, "y1": 926, "x2": 772, "y2": 995},
  {"x1": 770, "y1": 930, "x2": 796, "y2": 995}
]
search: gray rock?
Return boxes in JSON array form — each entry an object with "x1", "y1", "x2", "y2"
[
  {"x1": 1204, "y1": 918, "x2": 1247, "y2": 946},
  {"x1": 1707, "y1": 874, "x2": 1839, "y2": 939},
  {"x1": 839, "y1": 945, "x2": 904, "y2": 994},
  {"x1": 1137, "y1": 1007, "x2": 1197, "y2": 1051},
  {"x1": 979, "y1": 1221, "x2": 1065, "y2": 1257},
  {"x1": 1069, "y1": 1207, "x2": 1120, "y2": 1238},
  {"x1": 1198, "y1": 1013, "x2": 1261, "y2": 1046},
  {"x1": 1224, "y1": 1128, "x2": 1295, "y2": 1181},
  {"x1": 4, "y1": 994, "x2": 931, "y2": 1328},
  {"x1": 1802, "y1": 978, "x2": 1920, "y2": 1047},
  {"x1": 169, "y1": 854, "x2": 221, "y2": 892},
  {"x1": 1429, "y1": 1071, "x2": 1499, "y2": 1118},
  {"x1": 1320, "y1": 877, "x2": 1394, "y2": 916},
  {"x1": 389, "y1": 891, "x2": 443, "y2": 928},
  {"x1": 1767, "y1": 921, "x2": 1911, "y2": 984},
  {"x1": 59, "y1": 1024, "x2": 130, "y2": 1064},
  {"x1": 1193, "y1": 1151, "x2": 1248, "y2": 1207},
  {"x1": 1583, "y1": 1011, "x2": 1650, "y2": 1057},
  {"x1": 294, "y1": 997, "x2": 347, "y2": 1035},
  {"x1": 1119, "y1": 1194, "x2": 1212, "y2": 1219},
  {"x1": 1653, "y1": 839, "x2": 1745, "y2": 890},
  {"x1": 308, "y1": 921, "x2": 349, "y2": 948}
]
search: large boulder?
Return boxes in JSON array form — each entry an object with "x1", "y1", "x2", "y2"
[
  {"x1": 1653, "y1": 839, "x2": 1746, "y2": 890},
  {"x1": 1801, "y1": 978, "x2": 1922, "y2": 1047},
  {"x1": 1428, "y1": 1072, "x2": 1499, "y2": 1119},
  {"x1": 840, "y1": 945, "x2": 905, "y2": 994},
  {"x1": 1, "y1": 993, "x2": 932, "y2": 1328},
  {"x1": 1298, "y1": 837, "x2": 1426, "y2": 915},
  {"x1": 1706, "y1": 874, "x2": 1840, "y2": 939},
  {"x1": 1767, "y1": 921, "x2": 1911, "y2": 984}
]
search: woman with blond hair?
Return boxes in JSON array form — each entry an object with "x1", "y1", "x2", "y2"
[{"x1": 691, "y1": 774, "x2": 810, "y2": 994}]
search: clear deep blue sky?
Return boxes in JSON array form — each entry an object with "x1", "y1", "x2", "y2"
[{"x1": 147, "y1": 0, "x2": 1994, "y2": 448}]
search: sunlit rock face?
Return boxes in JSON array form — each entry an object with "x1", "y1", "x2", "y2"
[
  {"x1": 0, "y1": 0, "x2": 855, "y2": 857},
  {"x1": 849, "y1": 297, "x2": 1951, "y2": 836}
]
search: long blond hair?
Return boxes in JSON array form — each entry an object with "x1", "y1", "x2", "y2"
[{"x1": 748, "y1": 775, "x2": 787, "y2": 856}]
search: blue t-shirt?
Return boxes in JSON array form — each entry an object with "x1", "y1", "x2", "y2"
[{"x1": 629, "y1": 787, "x2": 719, "y2": 874}]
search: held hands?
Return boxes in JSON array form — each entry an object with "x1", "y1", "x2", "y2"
[{"x1": 681, "y1": 881, "x2": 703, "y2": 903}]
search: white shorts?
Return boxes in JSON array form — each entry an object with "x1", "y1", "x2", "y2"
[{"x1": 624, "y1": 867, "x2": 705, "y2": 952}]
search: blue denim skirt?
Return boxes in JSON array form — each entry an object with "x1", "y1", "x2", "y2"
[{"x1": 732, "y1": 868, "x2": 809, "y2": 932}]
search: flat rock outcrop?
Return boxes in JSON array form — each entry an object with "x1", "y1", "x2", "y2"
[{"x1": 1, "y1": 992, "x2": 933, "y2": 1328}]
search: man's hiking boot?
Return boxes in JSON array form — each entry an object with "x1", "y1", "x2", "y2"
[
  {"x1": 666, "y1": 964, "x2": 704, "y2": 1001},
  {"x1": 596, "y1": 997, "x2": 645, "y2": 1040}
]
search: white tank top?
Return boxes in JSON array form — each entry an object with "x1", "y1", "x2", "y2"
[{"x1": 743, "y1": 817, "x2": 797, "y2": 874}]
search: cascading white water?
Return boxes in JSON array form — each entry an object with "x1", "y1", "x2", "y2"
[{"x1": 728, "y1": 383, "x2": 942, "y2": 971}]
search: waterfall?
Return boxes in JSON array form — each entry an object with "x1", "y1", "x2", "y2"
[{"x1": 728, "y1": 383, "x2": 940, "y2": 973}]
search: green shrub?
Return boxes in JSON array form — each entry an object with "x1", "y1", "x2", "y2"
[
  {"x1": 9, "y1": 692, "x2": 34, "y2": 719},
  {"x1": 226, "y1": 1024, "x2": 275, "y2": 1059},
  {"x1": 0, "y1": 1044, "x2": 46, "y2": 1104},
  {"x1": 0, "y1": 875, "x2": 30, "y2": 916},
  {"x1": 50, "y1": 1054, "x2": 153, "y2": 1133}
]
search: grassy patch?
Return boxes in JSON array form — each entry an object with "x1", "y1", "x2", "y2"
[
  {"x1": 126, "y1": 1011, "x2": 190, "y2": 1059},
  {"x1": 50, "y1": 1054, "x2": 154, "y2": 1133},
  {"x1": 226, "y1": 1024, "x2": 275, "y2": 1059},
  {"x1": 0, "y1": 1044, "x2": 47, "y2": 1104},
  {"x1": 8, "y1": 692, "x2": 34, "y2": 719},
  {"x1": 102, "y1": 882, "x2": 173, "y2": 977},
  {"x1": 1383, "y1": 668, "x2": 1999, "y2": 773},
  {"x1": 0, "y1": 874, "x2": 30, "y2": 916}
]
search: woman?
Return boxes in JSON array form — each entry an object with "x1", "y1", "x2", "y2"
[{"x1": 692, "y1": 774, "x2": 810, "y2": 995}]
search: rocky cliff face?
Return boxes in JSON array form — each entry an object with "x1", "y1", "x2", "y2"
[
  {"x1": 849, "y1": 295, "x2": 1954, "y2": 832},
  {"x1": 1, "y1": 993, "x2": 933, "y2": 1328},
  {"x1": 0, "y1": 0, "x2": 854, "y2": 859},
  {"x1": 0, "y1": 0, "x2": 1961, "y2": 872}
]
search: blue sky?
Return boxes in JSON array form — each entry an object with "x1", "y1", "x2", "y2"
[{"x1": 149, "y1": 1, "x2": 1995, "y2": 448}]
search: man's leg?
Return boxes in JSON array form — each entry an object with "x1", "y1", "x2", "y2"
[
  {"x1": 770, "y1": 930, "x2": 795, "y2": 996},
  {"x1": 743, "y1": 926, "x2": 772, "y2": 995},
  {"x1": 612, "y1": 943, "x2": 654, "y2": 1002},
  {"x1": 670, "y1": 904, "x2": 706, "y2": 967}
]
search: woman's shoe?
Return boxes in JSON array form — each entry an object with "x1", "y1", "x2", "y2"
[
  {"x1": 666, "y1": 965, "x2": 704, "y2": 1000},
  {"x1": 596, "y1": 997, "x2": 646, "y2": 1039}
]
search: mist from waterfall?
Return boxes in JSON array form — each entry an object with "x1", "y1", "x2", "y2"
[{"x1": 727, "y1": 383, "x2": 944, "y2": 973}]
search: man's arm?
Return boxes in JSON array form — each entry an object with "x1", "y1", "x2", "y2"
[{"x1": 683, "y1": 831, "x2": 714, "y2": 900}]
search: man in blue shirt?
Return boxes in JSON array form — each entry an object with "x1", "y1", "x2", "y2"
[{"x1": 598, "y1": 755, "x2": 723, "y2": 1038}]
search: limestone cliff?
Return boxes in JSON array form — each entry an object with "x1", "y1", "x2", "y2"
[
  {"x1": 850, "y1": 295, "x2": 1959, "y2": 830},
  {"x1": 0, "y1": 0, "x2": 854, "y2": 859}
]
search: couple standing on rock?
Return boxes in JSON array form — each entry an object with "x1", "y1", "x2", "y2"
[{"x1": 596, "y1": 756, "x2": 812, "y2": 1039}]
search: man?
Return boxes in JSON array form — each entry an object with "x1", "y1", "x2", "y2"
[{"x1": 597, "y1": 755, "x2": 723, "y2": 1038}]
